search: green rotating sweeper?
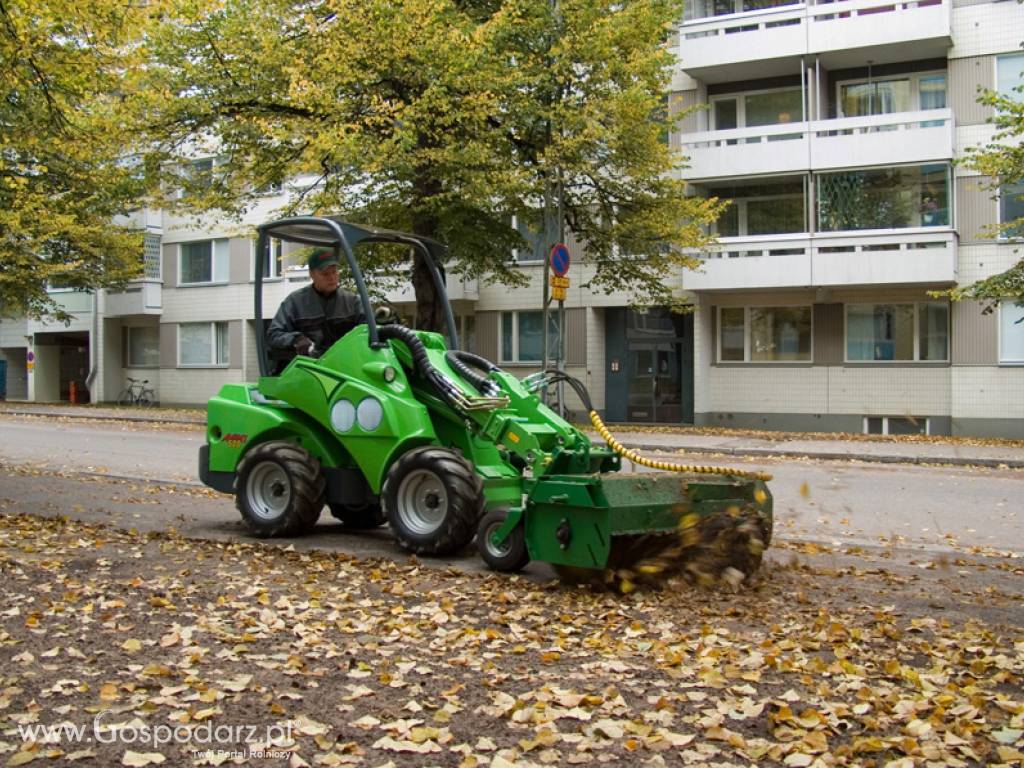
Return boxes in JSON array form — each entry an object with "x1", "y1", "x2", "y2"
[{"x1": 199, "y1": 216, "x2": 774, "y2": 588}]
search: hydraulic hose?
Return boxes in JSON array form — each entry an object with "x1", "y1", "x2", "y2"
[
  {"x1": 541, "y1": 369, "x2": 772, "y2": 482},
  {"x1": 445, "y1": 351, "x2": 502, "y2": 397},
  {"x1": 378, "y1": 325, "x2": 465, "y2": 410}
]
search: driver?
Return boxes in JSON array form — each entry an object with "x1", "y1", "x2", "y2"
[{"x1": 267, "y1": 249, "x2": 366, "y2": 361}]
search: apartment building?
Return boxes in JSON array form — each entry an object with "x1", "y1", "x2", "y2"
[
  {"x1": 1, "y1": 0, "x2": 1021, "y2": 438},
  {"x1": 671, "y1": 0, "x2": 1024, "y2": 437}
]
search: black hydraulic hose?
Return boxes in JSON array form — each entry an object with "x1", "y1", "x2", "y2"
[
  {"x1": 445, "y1": 351, "x2": 502, "y2": 397},
  {"x1": 378, "y1": 325, "x2": 465, "y2": 410}
]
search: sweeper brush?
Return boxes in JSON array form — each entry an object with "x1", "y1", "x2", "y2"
[{"x1": 200, "y1": 216, "x2": 774, "y2": 590}]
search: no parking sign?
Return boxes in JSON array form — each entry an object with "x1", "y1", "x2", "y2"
[{"x1": 549, "y1": 244, "x2": 570, "y2": 301}]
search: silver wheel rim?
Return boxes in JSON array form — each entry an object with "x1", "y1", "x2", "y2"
[
  {"x1": 484, "y1": 519, "x2": 512, "y2": 559},
  {"x1": 396, "y1": 469, "x2": 448, "y2": 536},
  {"x1": 246, "y1": 461, "x2": 291, "y2": 521}
]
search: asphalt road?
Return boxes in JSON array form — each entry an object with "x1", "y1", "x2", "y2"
[{"x1": 0, "y1": 413, "x2": 1021, "y2": 559}]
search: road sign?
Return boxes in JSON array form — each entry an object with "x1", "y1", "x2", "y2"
[
  {"x1": 551, "y1": 275, "x2": 570, "y2": 289},
  {"x1": 549, "y1": 243, "x2": 570, "y2": 277},
  {"x1": 551, "y1": 286, "x2": 567, "y2": 301}
]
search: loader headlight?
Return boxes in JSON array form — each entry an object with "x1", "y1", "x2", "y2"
[
  {"x1": 356, "y1": 397, "x2": 384, "y2": 432},
  {"x1": 330, "y1": 399, "x2": 356, "y2": 433}
]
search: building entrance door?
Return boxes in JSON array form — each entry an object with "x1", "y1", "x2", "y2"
[{"x1": 627, "y1": 341, "x2": 685, "y2": 422}]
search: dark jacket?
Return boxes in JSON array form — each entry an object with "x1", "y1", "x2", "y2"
[{"x1": 267, "y1": 284, "x2": 366, "y2": 355}]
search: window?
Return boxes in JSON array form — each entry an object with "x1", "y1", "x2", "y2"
[
  {"x1": 865, "y1": 416, "x2": 929, "y2": 435},
  {"x1": 179, "y1": 322, "x2": 229, "y2": 366},
  {"x1": 712, "y1": 87, "x2": 804, "y2": 131},
  {"x1": 706, "y1": 177, "x2": 807, "y2": 239},
  {"x1": 717, "y1": 306, "x2": 812, "y2": 362},
  {"x1": 817, "y1": 163, "x2": 950, "y2": 231},
  {"x1": 1000, "y1": 302, "x2": 1024, "y2": 363},
  {"x1": 254, "y1": 237, "x2": 302, "y2": 279},
  {"x1": 837, "y1": 72, "x2": 946, "y2": 118},
  {"x1": 126, "y1": 326, "x2": 160, "y2": 368},
  {"x1": 143, "y1": 233, "x2": 162, "y2": 280},
  {"x1": 501, "y1": 311, "x2": 560, "y2": 363},
  {"x1": 512, "y1": 214, "x2": 545, "y2": 262},
  {"x1": 686, "y1": 0, "x2": 798, "y2": 19},
  {"x1": 845, "y1": 302, "x2": 948, "y2": 362},
  {"x1": 180, "y1": 239, "x2": 230, "y2": 284},
  {"x1": 996, "y1": 53, "x2": 1024, "y2": 100},
  {"x1": 999, "y1": 182, "x2": 1024, "y2": 239}
]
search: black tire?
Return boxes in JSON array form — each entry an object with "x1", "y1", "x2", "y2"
[
  {"x1": 382, "y1": 446, "x2": 483, "y2": 556},
  {"x1": 140, "y1": 389, "x2": 156, "y2": 407},
  {"x1": 477, "y1": 508, "x2": 529, "y2": 572},
  {"x1": 115, "y1": 388, "x2": 132, "y2": 406},
  {"x1": 235, "y1": 441, "x2": 324, "y2": 538},
  {"x1": 329, "y1": 503, "x2": 386, "y2": 529}
]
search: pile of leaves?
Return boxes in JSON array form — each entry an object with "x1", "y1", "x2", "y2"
[{"x1": 0, "y1": 513, "x2": 1021, "y2": 767}]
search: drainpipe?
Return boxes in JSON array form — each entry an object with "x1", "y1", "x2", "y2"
[{"x1": 85, "y1": 289, "x2": 100, "y2": 399}]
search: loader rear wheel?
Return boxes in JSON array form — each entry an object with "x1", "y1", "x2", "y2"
[
  {"x1": 235, "y1": 441, "x2": 324, "y2": 538},
  {"x1": 383, "y1": 446, "x2": 483, "y2": 556},
  {"x1": 329, "y1": 503, "x2": 386, "y2": 529},
  {"x1": 477, "y1": 508, "x2": 529, "y2": 572}
]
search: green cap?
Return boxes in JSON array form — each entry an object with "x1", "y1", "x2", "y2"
[{"x1": 307, "y1": 250, "x2": 339, "y2": 271}]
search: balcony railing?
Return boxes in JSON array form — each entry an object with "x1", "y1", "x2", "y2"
[
  {"x1": 684, "y1": 229, "x2": 956, "y2": 290},
  {"x1": 678, "y1": 0, "x2": 950, "y2": 75},
  {"x1": 104, "y1": 279, "x2": 163, "y2": 317},
  {"x1": 680, "y1": 109, "x2": 952, "y2": 180}
]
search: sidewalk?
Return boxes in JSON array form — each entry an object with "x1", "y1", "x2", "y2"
[{"x1": 3, "y1": 401, "x2": 1024, "y2": 469}]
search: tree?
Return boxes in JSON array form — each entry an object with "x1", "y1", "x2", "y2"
[
  {"x1": 0, "y1": 0, "x2": 157, "y2": 322},
  {"x1": 131, "y1": 0, "x2": 721, "y2": 330},
  {"x1": 942, "y1": 68, "x2": 1024, "y2": 311}
]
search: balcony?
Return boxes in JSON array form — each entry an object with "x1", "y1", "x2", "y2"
[
  {"x1": 678, "y1": 0, "x2": 950, "y2": 82},
  {"x1": 104, "y1": 279, "x2": 163, "y2": 317},
  {"x1": 681, "y1": 109, "x2": 952, "y2": 182},
  {"x1": 810, "y1": 110, "x2": 953, "y2": 171},
  {"x1": 684, "y1": 229, "x2": 956, "y2": 290}
]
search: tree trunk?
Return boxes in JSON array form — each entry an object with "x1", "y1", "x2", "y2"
[{"x1": 411, "y1": 150, "x2": 446, "y2": 335}]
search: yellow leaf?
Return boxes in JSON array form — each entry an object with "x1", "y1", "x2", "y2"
[
  {"x1": 121, "y1": 639, "x2": 142, "y2": 652},
  {"x1": 121, "y1": 752, "x2": 165, "y2": 767},
  {"x1": 7, "y1": 752, "x2": 37, "y2": 767},
  {"x1": 799, "y1": 482, "x2": 810, "y2": 499}
]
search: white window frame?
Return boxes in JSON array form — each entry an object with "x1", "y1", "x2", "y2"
[
  {"x1": 998, "y1": 301, "x2": 1024, "y2": 365},
  {"x1": 997, "y1": 182, "x2": 1024, "y2": 241},
  {"x1": 711, "y1": 176, "x2": 808, "y2": 238},
  {"x1": 834, "y1": 70, "x2": 947, "y2": 118},
  {"x1": 996, "y1": 53, "x2": 1024, "y2": 101},
  {"x1": 709, "y1": 86, "x2": 805, "y2": 131},
  {"x1": 179, "y1": 239, "x2": 230, "y2": 286},
  {"x1": 126, "y1": 326, "x2": 160, "y2": 368},
  {"x1": 716, "y1": 305, "x2": 813, "y2": 363},
  {"x1": 843, "y1": 301, "x2": 949, "y2": 363},
  {"x1": 863, "y1": 415, "x2": 930, "y2": 436},
  {"x1": 177, "y1": 321, "x2": 229, "y2": 368},
  {"x1": 500, "y1": 310, "x2": 559, "y2": 364},
  {"x1": 251, "y1": 237, "x2": 289, "y2": 280}
]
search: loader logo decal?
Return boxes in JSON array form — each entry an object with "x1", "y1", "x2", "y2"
[{"x1": 223, "y1": 433, "x2": 248, "y2": 447}]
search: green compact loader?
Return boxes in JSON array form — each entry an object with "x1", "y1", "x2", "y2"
[{"x1": 199, "y1": 216, "x2": 773, "y2": 588}]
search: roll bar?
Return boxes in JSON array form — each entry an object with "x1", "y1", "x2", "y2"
[{"x1": 253, "y1": 216, "x2": 459, "y2": 378}]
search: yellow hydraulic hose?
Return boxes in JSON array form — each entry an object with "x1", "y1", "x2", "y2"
[{"x1": 589, "y1": 411, "x2": 773, "y2": 482}]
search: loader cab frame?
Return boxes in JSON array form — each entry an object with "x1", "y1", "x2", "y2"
[{"x1": 253, "y1": 216, "x2": 458, "y2": 378}]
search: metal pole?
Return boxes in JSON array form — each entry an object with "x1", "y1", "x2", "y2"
[{"x1": 556, "y1": 169, "x2": 566, "y2": 418}]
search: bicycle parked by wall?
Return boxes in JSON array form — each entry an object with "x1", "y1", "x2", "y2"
[{"x1": 116, "y1": 377, "x2": 156, "y2": 407}]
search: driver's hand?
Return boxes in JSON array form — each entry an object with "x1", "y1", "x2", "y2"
[{"x1": 294, "y1": 336, "x2": 315, "y2": 356}]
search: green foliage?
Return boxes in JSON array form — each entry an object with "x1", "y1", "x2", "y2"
[
  {"x1": 0, "y1": 0, "x2": 156, "y2": 321},
  {"x1": 132, "y1": 0, "x2": 721, "y2": 329},
  {"x1": 943, "y1": 67, "x2": 1024, "y2": 309}
]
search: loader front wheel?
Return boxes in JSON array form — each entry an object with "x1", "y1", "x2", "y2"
[
  {"x1": 235, "y1": 441, "x2": 324, "y2": 538},
  {"x1": 383, "y1": 446, "x2": 483, "y2": 556},
  {"x1": 477, "y1": 508, "x2": 529, "y2": 572}
]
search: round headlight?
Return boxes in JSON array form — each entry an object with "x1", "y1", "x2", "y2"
[
  {"x1": 330, "y1": 399, "x2": 356, "y2": 433},
  {"x1": 356, "y1": 397, "x2": 384, "y2": 432}
]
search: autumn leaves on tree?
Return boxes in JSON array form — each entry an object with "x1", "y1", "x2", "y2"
[{"x1": 3, "y1": 0, "x2": 722, "y2": 325}]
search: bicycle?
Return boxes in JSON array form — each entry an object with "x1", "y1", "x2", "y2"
[{"x1": 116, "y1": 377, "x2": 156, "y2": 407}]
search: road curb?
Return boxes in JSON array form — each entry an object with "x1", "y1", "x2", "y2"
[{"x1": 0, "y1": 408, "x2": 204, "y2": 426}]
